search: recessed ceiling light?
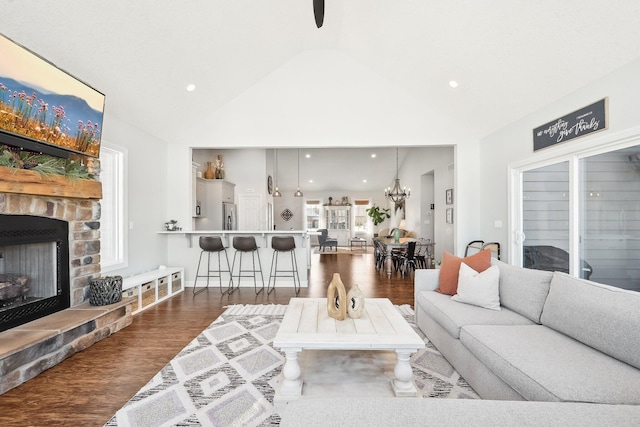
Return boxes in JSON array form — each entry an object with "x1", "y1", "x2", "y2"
[
  {"x1": 371, "y1": 154, "x2": 377, "y2": 158},
  {"x1": 186, "y1": 84, "x2": 196, "y2": 92},
  {"x1": 308, "y1": 179, "x2": 313, "y2": 183},
  {"x1": 305, "y1": 153, "x2": 311, "y2": 158},
  {"x1": 448, "y1": 80, "x2": 459, "y2": 88},
  {"x1": 363, "y1": 179, "x2": 367, "y2": 183}
]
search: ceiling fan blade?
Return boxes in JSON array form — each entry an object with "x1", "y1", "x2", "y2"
[{"x1": 313, "y1": 0, "x2": 324, "y2": 28}]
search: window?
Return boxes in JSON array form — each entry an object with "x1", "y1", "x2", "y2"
[
  {"x1": 353, "y1": 199, "x2": 370, "y2": 234},
  {"x1": 99, "y1": 143, "x2": 127, "y2": 272},
  {"x1": 305, "y1": 200, "x2": 321, "y2": 229}
]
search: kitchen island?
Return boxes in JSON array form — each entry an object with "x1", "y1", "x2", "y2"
[{"x1": 161, "y1": 230, "x2": 311, "y2": 291}]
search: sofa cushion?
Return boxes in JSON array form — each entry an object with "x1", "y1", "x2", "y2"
[
  {"x1": 452, "y1": 263, "x2": 501, "y2": 310},
  {"x1": 437, "y1": 249, "x2": 492, "y2": 295},
  {"x1": 416, "y1": 290, "x2": 533, "y2": 339},
  {"x1": 461, "y1": 324, "x2": 640, "y2": 404},
  {"x1": 493, "y1": 260, "x2": 553, "y2": 323},
  {"x1": 540, "y1": 272, "x2": 640, "y2": 370}
]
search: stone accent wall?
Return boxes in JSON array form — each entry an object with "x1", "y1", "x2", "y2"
[
  {"x1": 0, "y1": 192, "x2": 101, "y2": 307},
  {"x1": 0, "y1": 190, "x2": 134, "y2": 397}
]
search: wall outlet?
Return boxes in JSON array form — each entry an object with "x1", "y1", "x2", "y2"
[{"x1": 494, "y1": 220, "x2": 503, "y2": 228}]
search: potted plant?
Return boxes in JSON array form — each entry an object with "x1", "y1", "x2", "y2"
[{"x1": 365, "y1": 205, "x2": 391, "y2": 236}]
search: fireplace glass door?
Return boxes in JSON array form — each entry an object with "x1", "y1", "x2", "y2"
[
  {"x1": 0, "y1": 214, "x2": 70, "y2": 332},
  {"x1": 1, "y1": 242, "x2": 57, "y2": 311}
]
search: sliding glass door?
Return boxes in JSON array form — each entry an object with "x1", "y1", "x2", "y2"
[
  {"x1": 517, "y1": 143, "x2": 640, "y2": 292},
  {"x1": 579, "y1": 147, "x2": 640, "y2": 290},
  {"x1": 522, "y1": 162, "x2": 573, "y2": 275}
]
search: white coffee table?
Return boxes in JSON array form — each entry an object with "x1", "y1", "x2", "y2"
[{"x1": 273, "y1": 298, "x2": 425, "y2": 398}]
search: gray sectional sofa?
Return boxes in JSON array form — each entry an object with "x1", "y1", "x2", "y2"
[
  {"x1": 280, "y1": 397, "x2": 640, "y2": 426},
  {"x1": 414, "y1": 259, "x2": 640, "y2": 404},
  {"x1": 278, "y1": 260, "x2": 640, "y2": 425}
]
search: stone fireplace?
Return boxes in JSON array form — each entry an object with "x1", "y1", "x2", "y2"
[
  {"x1": 0, "y1": 176, "x2": 134, "y2": 395},
  {"x1": 0, "y1": 192, "x2": 101, "y2": 311}
]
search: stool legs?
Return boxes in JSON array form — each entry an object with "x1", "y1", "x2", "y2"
[
  {"x1": 193, "y1": 249, "x2": 233, "y2": 296},
  {"x1": 268, "y1": 249, "x2": 301, "y2": 295},
  {"x1": 230, "y1": 249, "x2": 264, "y2": 295}
]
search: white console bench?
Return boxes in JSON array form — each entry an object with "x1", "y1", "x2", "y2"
[{"x1": 121, "y1": 267, "x2": 184, "y2": 314}]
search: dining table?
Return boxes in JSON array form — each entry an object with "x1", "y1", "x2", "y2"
[{"x1": 374, "y1": 237, "x2": 435, "y2": 277}]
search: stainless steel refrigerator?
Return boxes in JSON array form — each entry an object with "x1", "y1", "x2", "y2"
[{"x1": 223, "y1": 202, "x2": 237, "y2": 230}]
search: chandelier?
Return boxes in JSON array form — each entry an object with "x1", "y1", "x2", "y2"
[{"x1": 385, "y1": 147, "x2": 410, "y2": 207}]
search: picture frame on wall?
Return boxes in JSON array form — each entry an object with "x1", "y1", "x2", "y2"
[
  {"x1": 446, "y1": 208, "x2": 453, "y2": 224},
  {"x1": 446, "y1": 189, "x2": 453, "y2": 205}
]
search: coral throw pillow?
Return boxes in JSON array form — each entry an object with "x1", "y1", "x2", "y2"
[{"x1": 436, "y1": 249, "x2": 492, "y2": 295}]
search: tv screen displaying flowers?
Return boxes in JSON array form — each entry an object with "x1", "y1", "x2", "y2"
[{"x1": 0, "y1": 33, "x2": 105, "y2": 158}]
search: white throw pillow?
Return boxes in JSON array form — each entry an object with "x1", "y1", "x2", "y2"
[{"x1": 451, "y1": 262, "x2": 501, "y2": 310}]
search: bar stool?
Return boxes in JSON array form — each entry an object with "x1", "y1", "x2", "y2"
[
  {"x1": 193, "y1": 236, "x2": 233, "y2": 296},
  {"x1": 267, "y1": 236, "x2": 301, "y2": 295},
  {"x1": 230, "y1": 236, "x2": 264, "y2": 295}
]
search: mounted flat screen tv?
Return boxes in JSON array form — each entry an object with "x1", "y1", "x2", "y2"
[{"x1": 0, "y1": 33, "x2": 105, "y2": 158}]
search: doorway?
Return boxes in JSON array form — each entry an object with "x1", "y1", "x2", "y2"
[{"x1": 420, "y1": 171, "x2": 435, "y2": 242}]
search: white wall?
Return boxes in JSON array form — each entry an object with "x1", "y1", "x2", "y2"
[
  {"x1": 478, "y1": 57, "x2": 640, "y2": 263},
  {"x1": 101, "y1": 114, "x2": 170, "y2": 277},
  {"x1": 273, "y1": 194, "x2": 306, "y2": 230},
  {"x1": 180, "y1": 50, "x2": 475, "y2": 147}
]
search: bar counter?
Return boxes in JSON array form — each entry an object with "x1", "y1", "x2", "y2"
[{"x1": 160, "y1": 230, "x2": 311, "y2": 290}]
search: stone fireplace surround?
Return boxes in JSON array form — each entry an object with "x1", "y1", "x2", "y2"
[{"x1": 0, "y1": 191, "x2": 134, "y2": 395}]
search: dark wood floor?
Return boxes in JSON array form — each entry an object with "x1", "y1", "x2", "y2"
[{"x1": 0, "y1": 251, "x2": 415, "y2": 426}]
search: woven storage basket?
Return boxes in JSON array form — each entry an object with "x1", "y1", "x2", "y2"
[{"x1": 89, "y1": 276, "x2": 123, "y2": 306}]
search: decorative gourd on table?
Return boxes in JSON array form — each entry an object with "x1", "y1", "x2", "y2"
[
  {"x1": 347, "y1": 284, "x2": 365, "y2": 319},
  {"x1": 327, "y1": 273, "x2": 347, "y2": 320}
]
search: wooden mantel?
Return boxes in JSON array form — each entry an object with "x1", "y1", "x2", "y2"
[{"x1": 0, "y1": 166, "x2": 102, "y2": 200}]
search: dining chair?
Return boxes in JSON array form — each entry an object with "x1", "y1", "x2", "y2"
[
  {"x1": 415, "y1": 239, "x2": 432, "y2": 269},
  {"x1": 373, "y1": 239, "x2": 387, "y2": 270},
  {"x1": 400, "y1": 241, "x2": 419, "y2": 277}
]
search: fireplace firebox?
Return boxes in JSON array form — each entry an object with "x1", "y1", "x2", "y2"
[{"x1": 0, "y1": 214, "x2": 70, "y2": 332}]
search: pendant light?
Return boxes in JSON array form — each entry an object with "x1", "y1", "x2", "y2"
[
  {"x1": 384, "y1": 147, "x2": 410, "y2": 206},
  {"x1": 273, "y1": 149, "x2": 282, "y2": 197},
  {"x1": 294, "y1": 148, "x2": 304, "y2": 197}
]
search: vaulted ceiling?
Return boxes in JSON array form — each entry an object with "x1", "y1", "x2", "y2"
[{"x1": 3, "y1": 1, "x2": 640, "y2": 163}]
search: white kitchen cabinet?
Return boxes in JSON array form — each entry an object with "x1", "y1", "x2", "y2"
[{"x1": 324, "y1": 205, "x2": 351, "y2": 245}]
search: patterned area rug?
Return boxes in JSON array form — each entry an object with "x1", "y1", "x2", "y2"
[{"x1": 105, "y1": 304, "x2": 478, "y2": 427}]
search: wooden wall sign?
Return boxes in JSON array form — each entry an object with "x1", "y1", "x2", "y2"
[{"x1": 533, "y1": 98, "x2": 608, "y2": 151}]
